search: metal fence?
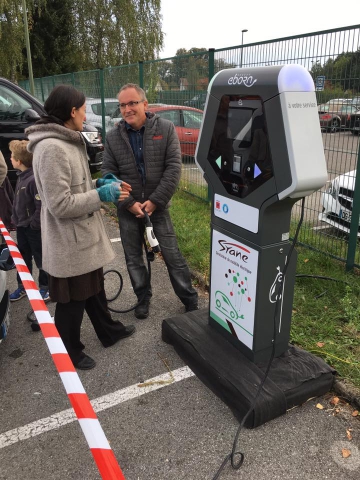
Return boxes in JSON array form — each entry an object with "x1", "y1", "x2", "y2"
[{"x1": 19, "y1": 25, "x2": 360, "y2": 269}]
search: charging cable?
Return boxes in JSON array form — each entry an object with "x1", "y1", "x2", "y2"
[
  {"x1": 105, "y1": 210, "x2": 160, "y2": 313},
  {"x1": 212, "y1": 197, "x2": 305, "y2": 479}
]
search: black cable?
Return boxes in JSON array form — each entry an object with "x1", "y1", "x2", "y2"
[
  {"x1": 104, "y1": 217, "x2": 154, "y2": 313},
  {"x1": 212, "y1": 197, "x2": 305, "y2": 480},
  {"x1": 295, "y1": 274, "x2": 350, "y2": 284}
]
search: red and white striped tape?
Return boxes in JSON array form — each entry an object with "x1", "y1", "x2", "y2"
[{"x1": 0, "y1": 219, "x2": 126, "y2": 480}]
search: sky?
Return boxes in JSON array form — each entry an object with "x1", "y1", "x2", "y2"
[{"x1": 159, "y1": 0, "x2": 359, "y2": 58}]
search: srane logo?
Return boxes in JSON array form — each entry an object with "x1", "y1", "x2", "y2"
[{"x1": 218, "y1": 239, "x2": 250, "y2": 263}]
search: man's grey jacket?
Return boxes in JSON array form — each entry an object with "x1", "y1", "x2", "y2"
[{"x1": 102, "y1": 113, "x2": 182, "y2": 211}]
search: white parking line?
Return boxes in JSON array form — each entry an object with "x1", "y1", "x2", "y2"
[{"x1": 0, "y1": 366, "x2": 194, "y2": 450}]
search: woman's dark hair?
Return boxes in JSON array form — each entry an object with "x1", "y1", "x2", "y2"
[{"x1": 37, "y1": 85, "x2": 85, "y2": 126}]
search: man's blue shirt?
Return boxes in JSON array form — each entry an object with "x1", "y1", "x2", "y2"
[{"x1": 125, "y1": 122, "x2": 146, "y2": 185}]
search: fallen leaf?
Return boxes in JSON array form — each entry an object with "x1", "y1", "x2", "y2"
[
  {"x1": 352, "y1": 410, "x2": 358, "y2": 417},
  {"x1": 341, "y1": 448, "x2": 351, "y2": 458},
  {"x1": 324, "y1": 306, "x2": 328, "y2": 310},
  {"x1": 316, "y1": 403, "x2": 324, "y2": 410},
  {"x1": 346, "y1": 429, "x2": 353, "y2": 441},
  {"x1": 330, "y1": 396, "x2": 340, "y2": 405},
  {"x1": 317, "y1": 342, "x2": 325, "y2": 348},
  {"x1": 304, "y1": 259, "x2": 309, "y2": 263}
]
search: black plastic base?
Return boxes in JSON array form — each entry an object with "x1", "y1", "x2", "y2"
[{"x1": 162, "y1": 308, "x2": 336, "y2": 428}]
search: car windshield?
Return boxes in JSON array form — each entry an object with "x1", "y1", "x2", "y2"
[
  {"x1": 91, "y1": 101, "x2": 119, "y2": 116},
  {"x1": 183, "y1": 110, "x2": 203, "y2": 128}
]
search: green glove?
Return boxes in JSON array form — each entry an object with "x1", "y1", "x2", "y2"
[
  {"x1": 96, "y1": 173, "x2": 122, "y2": 187},
  {"x1": 96, "y1": 182, "x2": 121, "y2": 202}
]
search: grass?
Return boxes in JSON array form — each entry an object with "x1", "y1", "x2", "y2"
[{"x1": 170, "y1": 189, "x2": 360, "y2": 388}]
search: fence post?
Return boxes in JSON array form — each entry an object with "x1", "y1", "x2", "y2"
[
  {"x1": 99, "y1": 68, "x2": 106, "y2": 143},
  {"x1": 346, "y1": 143, "x2": 360, "y2": 271},
  {"x1": 139, "y1": 61, "x2": 144, "y2": 88},
  {"x1": 208, "y1": 48, "x2": 215, "y2": 81},
  {"x1": 207, "y1": 49, "x2": 215, "y2": 203},
  {"x1": 40, "y1": 78, "x2": 45, "y2": 102}
]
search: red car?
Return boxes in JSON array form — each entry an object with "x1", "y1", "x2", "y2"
[
  {"x1": 110, "y1": 104, "x2": 203, "y2": 161},
  {"x1": 318, "y1": 103, "x2": 359, "y2": 133}
]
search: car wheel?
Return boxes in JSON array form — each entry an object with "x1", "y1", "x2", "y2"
[{"x1": 328, "y1": 119, "x2": 340, "y2": 133}]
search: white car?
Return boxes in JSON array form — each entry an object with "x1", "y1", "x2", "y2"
[
  {"x1": 319, "y1": 170, "x2": 359, "y2": 236},
  {"x1": 85, "y1": 98, "x2": 119, "y2": 137}
]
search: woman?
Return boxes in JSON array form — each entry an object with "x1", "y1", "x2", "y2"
[{"x1": 26, "y1": 84, "x2": 135, "y2": 370}]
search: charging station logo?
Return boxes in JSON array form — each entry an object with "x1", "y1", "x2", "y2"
[
  {"x1": 217, "y1": 240, "x2": 250, "y2": 263},
  {"x1": 228, "y1": 74, "x2": 257, "y2": 87},
  {"x1": 215, "y1": 200, "x2": 229, "y2": 214}
]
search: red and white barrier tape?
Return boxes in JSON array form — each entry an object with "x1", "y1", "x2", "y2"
[{"x1": 0, "y1": 219, "x2": 126, "y2": 480}]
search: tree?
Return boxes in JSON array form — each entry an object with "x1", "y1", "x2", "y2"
[
  {"x1": 72, "y1": 0, "x2": 164, "y2": 70},
  {"x1": 0, "y1": 0, "x2": 163, "y2": 81},
  {"x1": 310, "y1": 50, "x2": 360, "y2": 92},
  {"x1": 0, "y1": 0, "x2": 46, "y2": 81},
  {"x1": 27, "y1": 0, "x2": 78, "y2": 77}
]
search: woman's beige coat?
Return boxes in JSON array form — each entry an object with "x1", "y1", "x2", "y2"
[{"x1": 26, "y1": 123, "x2": 115, "y2": 278}]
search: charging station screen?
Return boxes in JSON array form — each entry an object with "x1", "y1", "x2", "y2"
[{"x1": 208, "y1": 95, "x2": 273, "y2": 199}]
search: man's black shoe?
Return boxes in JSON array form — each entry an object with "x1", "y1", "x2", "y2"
[
  {"x1": 135, "y1": 299, "x2": 150, "y2": 319},
  {"x1": 118, "y1": 325, "x2": 136, "y2": 338},
  {"x1": 75, "y1": 354, "x2": 96, "y2": 370},
  {"x1": 185, "y1": 304, "x2": 199, "y2": 312}
]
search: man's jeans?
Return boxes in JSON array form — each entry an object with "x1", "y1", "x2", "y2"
[{"x1": 118, "y1": 208, "x2": 198, "y2": 308}]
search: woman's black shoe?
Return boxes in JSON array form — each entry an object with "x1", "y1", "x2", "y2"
[
  {"x1": 75, "y1": 354, "x2": 96, "y2": 370},
  {"x1": 119, "y1": 325, "x2": 136, "y2": 338}
]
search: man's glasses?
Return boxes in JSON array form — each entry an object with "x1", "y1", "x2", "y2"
[{"x1": 119, "y1": 100, "x2": 145, "y2": 109}]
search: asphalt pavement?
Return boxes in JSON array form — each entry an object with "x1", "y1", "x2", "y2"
[{"x1": 0, "y1": 211, "x2": 359, "y2": 480}]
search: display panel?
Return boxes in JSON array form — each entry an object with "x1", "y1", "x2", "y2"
[{"x1": 208, "y1": 95, "x2": 273, "y2": 198}]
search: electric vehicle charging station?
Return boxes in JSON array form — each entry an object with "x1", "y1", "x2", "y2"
[
  {"x1": 195, "y1": 64, "x2": 328, "y2": 363},
  {"x1": 162, "y1": 65, "x2": 335, "y2": 428}
]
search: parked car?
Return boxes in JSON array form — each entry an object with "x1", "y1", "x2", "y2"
[
  {"x1": 318, "y1": 103, "x2": 359, "y2": 133},
  {"x1": 325, "y1": 98, "x2": 353, "y2": 105},
  {"x1": 85, "y1": 97, "x2": 119, "y2": 137},
  {"x1": 0, "y1": 238, "x2": 11, "y2": 345},
  {"x1": 349, "y1": 110, "x2": 360, "y2": 134},
  {"x1": 110, "y1": 104, "x2": 203, "y2": 161},
  {"x1": 0, "y1": 78, "x2": 104, "y2": 188},
  {"x1": 319, "y1": 170, "x2": 359, "y2": 237},
  {"x1": 184, "y1": 93, "x2": 207, "y2": 109}
]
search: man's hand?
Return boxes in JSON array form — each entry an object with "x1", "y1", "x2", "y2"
[
  {"x1": 119, "y1": 186, "x2": 130, "y2": 201},
  {"x1": 120, "y1": 181, "x2": 132, "y2": 192},
  {"x1": 140, "y1": 200, "x2": 157, "y2": 216},
  {"x1": 127, "y1": 202, "x2": 145, "y2": 217}
]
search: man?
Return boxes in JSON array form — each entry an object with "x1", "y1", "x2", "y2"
[{"x1": 102, "y1": 83, "x2": 198, "y2": 319}]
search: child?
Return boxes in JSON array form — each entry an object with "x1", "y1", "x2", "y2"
[
  {"x1": 8, "y1": 140, "x2": 49, "y2": 302},
  {"x1": 0, "y1": 150, "x2": 15, "y2": 232}
]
